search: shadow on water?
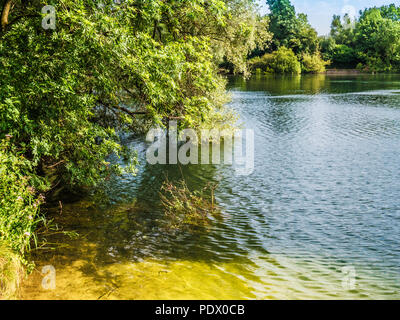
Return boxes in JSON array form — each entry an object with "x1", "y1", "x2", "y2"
[{"x1": 23, "y1": 144, "x2": 270, "y2": 299}]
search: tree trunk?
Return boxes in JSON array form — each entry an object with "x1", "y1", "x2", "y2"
[{"x1": 1, "y1": 0, "x2": 13, "y2": 31}]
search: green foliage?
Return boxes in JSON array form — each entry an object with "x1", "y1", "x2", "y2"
[
  {"x1": 248, "y1": 53, "x2": 274, "y2": 73},
  {"x1": 266, "y1": 0, "x2": 296, "y2": 48},
  {"x1": 301, "y1": 52, "x2": 330, "y2": 73},
  {"x1": 270, "y1": 47, "x2": 301, "y2": 74},
  {"x1": 355, "y1": 7, "x2": 400, "y2": 72},
  {"x1": 319, "y1": 36, "x2": 336, "y2": 61},
  {"x1": 253, "y1": 0, "x2": 327, "y2": 73},
  {"x1": 249, "y1": 47, "x2": 301, "y2": 74},
  {"x1": 329, "y1": 14, "x2": 355, "y2": 46},
  {"x1": 1, "y1": 0, "x2": 140, "y2": 190},
  {"x1": 322, "y1": 4, "x2": 400, "y2": 71},
  {"x1": 0, "y1": 0, "x2": 270, "y2": 285},
  {"x1": 359, "y1": 3, "x2": 400, "y2": 21},
  {"x1": 266, "y1": 0, "x2": 319, "y2": 55},
  {"x1": 213, "y1": 0, "x2": 273, "y2": 76},
  {"x1": 330, "y1": 44, "x2": 358, "y2": 68},
  {"x1": 0, "y1": 0, "x2": 266, "y2": 190},
  {"x1": 160, "y1": 179, "x2": 219, "y2": 230},
  {"x1": 0, "y1": 140, "x2": 44, "y2": 256}
]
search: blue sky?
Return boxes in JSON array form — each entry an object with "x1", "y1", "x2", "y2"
[{"x1": 257, "y1": 0, "x2": 400, "y2": 35}]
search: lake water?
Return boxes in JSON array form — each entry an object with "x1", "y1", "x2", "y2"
[{"x1": 21, "y1": 74, "x2": 400, "y2": 299}]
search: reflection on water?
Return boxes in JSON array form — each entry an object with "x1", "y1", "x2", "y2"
[{"x1": 22, "y1": 75, "x2": 400, "y2": 300}]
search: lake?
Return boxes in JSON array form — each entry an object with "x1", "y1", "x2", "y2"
[{"x1": 21, "y1": 74, "x2": 400, "y2": 299}]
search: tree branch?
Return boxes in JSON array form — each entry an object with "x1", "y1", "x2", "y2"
[
  {"x1": 1, "y1": 0, "x2": 13, "y2": 31},
  {"x1": 99, "y1": 100, "x2": 149, "y2": 118}
]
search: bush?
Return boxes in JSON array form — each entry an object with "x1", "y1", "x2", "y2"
[
  {"x1": 0, "y1": 139, "x2": 43, "y2": 298},
  {"x1": 0, "y1": 139, "x2": 44, "y2": 256},
  {"x1": 269, "y1": 47, "x2": 302, "y2": 74},
  {"x1": 249, "y1": 47, "x2": 301, "y2": 74},
  {"x1": 301, "y1": 52, "x2": 330, "y2": 73},
  {"x1": 356, "y1": 53, "x2": 400, "y2": 73},
  {"x1": 330, "y1": 44, "x2": 358, "y2": 68},
  {"x1": 248, "y1": 54, "x2": 274, "y2": 73}
]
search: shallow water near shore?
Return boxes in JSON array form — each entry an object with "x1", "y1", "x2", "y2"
[{"x1": 21, "y1": 74, "x2": 400, "y2": 300}]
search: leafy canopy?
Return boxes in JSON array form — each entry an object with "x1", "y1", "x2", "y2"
[
  {"x1": 321, "y1": 4, "x2": 400, "y2": 71},
  {"x1": 0, "y1": 0, "x2": 270, "y2": 257}
]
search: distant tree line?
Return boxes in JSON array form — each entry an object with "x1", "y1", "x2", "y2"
[
  {"x1": 320, "y1": 4, "x2": 400, "y2": 72},
  {"x1": 247, "y1": 1, "x2": 400, "y2": 74}
]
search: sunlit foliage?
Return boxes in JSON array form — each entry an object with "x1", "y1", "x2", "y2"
[
  {"x1": 0, "y1": 0, "x2": 270, "y2": 277},
  {"x1": 321, "y1": 4, "x2": 400, "y2": 71}
]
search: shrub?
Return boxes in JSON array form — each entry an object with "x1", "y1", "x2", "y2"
[
  {"x1": 0, "y1": 139, "x2": 44, "y2": 256},
  {"x1": 269, "y1": 47, "x2": 302, "y2": 74},
  {"x1": 301, "y1": 52, "x2": 330, "y2": 73},
  {"x1": 0, "y1": 138, "x2": 39, "y2": 297},
  {"x1": 248, "y1": 47, "x2": 301, "y2": 74},
  {"x1": 356, "y1": 53, "x2": 400, "y2": 73},
  {"x1": 248, "y1": 54, "x2": 274, "y2": 73},
  {"x1": 330, "y1": 44, "x2": 358, "y2": 68}
]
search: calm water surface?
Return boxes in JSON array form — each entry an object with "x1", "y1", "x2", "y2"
[{"x1": 22, "y1": 74, "x2": 400, "y2": 299}]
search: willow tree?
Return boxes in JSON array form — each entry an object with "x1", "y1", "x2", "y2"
[{"x1": 0, "y1": 0, "x2": 270, "y2": 258}]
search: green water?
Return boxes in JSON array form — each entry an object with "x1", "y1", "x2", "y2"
[{"x1": 22, "y1": 74, "x2": 400, "y2": 299}]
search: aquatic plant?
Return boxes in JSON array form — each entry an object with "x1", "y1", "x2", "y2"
[{"x1": 160, "y1": 179, "x2": 219, "y2": 230}]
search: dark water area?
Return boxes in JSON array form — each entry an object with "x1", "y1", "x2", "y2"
[{"x1": 22, "y1": 74, "x2": 400, "y2": 299}]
